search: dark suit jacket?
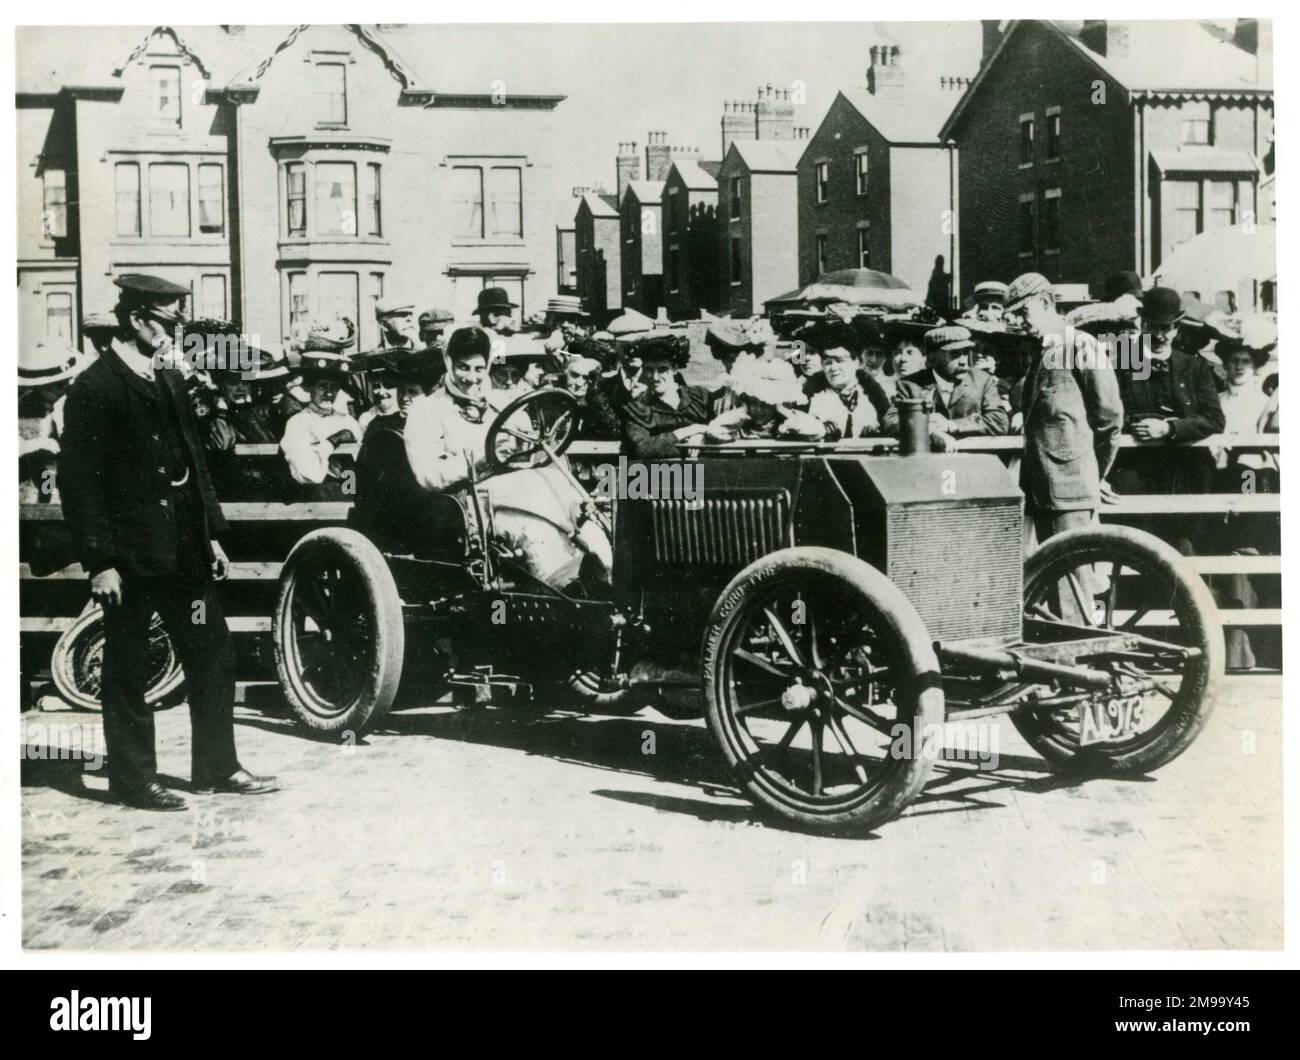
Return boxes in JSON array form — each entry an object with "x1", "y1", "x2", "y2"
[
  {"x1": 622, "y1": 385, "x2": 712, "y2": 459},
  {"x1": 1117, "y1": 351, "x2": 1225, "y2": 443},
  {"x1": 1019, "y1": 330, "x2": 1124, "y2": 511},
  {"x1": 58, "y1": 347, "x2": 226, "y2": 577},
  {"x1": 884, "y1": 366, "x2": 1010, "y2": 436}
]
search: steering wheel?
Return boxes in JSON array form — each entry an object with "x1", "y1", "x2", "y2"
[{"x1": 484, "y1": 387, "x2": 580, "y2": 473}]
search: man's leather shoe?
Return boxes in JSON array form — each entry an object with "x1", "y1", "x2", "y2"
[
  {"x1": 111, "y1": 781, "x2": 187, "y2": 812},
  {"x1": 193, "y1": 769, "x2": 279, "y2": 795}
]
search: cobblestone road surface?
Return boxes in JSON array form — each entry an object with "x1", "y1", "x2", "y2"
[{"x1": 20, "y1": 676, "x2": 1282, "y2": 951}]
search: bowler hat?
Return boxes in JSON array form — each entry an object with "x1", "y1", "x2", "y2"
[
  {"x1": 1139, "y1": 287, "x2": 1186, "y2": 326},
  {"x1": 476, "y1": 287, "x2": 518, "y2": 313}
]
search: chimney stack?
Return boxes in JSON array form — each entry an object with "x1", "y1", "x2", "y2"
[
  {"x1": 980, "y1": 20, "x2": 1003, "y2": 66},
  {"x1": 1235, "y1": 18, "x2": 1273, "y2": 85},
  {"x1": 756, "y1": 84, "x2": 795, "y2": 141},
  {"x1": 616, "y1": 141, "x2": 641, "y2": 202},
  {"x1": 721, "y1": 100, "x2": 758, "y2": 158},
  {"x1": 867, "y1": 43, "x2": 904, "y2": 97},
  {"x1": 645, "y1": 130, "x2": 675, "y2": 182},
  {"x1": 1080, "y1": 20, "x2": 1130, "y2": 58}
]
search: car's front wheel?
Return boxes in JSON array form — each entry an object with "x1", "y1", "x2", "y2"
[
  {"x1": 702, "y1": 547, "x2": 943, "y2": 835},
  {"x1": 273, "y1": 528, "x2": 405, "y2": 737}
]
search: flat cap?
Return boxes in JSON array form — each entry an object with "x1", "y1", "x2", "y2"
[
  {"x1": 924, "y1": 325, "x2": 975, "y2": 353},
  {"x1": 1004, "y1": 272, "x2": 1053, "y2": 311},
  {"x1": 973, "y1": 281, "x2": 1008, "y2": 303},
  {"x1": 375, "y1": 302, "x2": 415, "y2": 319},
  {"x1": 417, "y1": 307, "x2": 455, "y2": 327}
]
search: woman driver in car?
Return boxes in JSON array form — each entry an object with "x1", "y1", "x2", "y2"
[{"x1": 403, "y1": 326, "x2": 612, "y2": 590}]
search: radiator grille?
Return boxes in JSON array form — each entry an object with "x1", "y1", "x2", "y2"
[
  {"x1": 887, "y1": 501, "x2": 1022, "y2": 642},
  {"x1": 651, "y1": 492, "x2": 791, "y2": 566}
]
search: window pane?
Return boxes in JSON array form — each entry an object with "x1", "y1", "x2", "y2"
[
  {"x1": 286, "y1": 164, "x2": 306, "y2": 236},
  {"x1": 151, "y1": 66, "x2": 181, "y2": 125},
  {"x1": 856, "y1": 153, "x2": 869, "y2": 196},
  {"x1": 1019, "y1": 200, "x2": 1035, "y2": 252},
  {"x1": 46, "y1": 292, "x2": 72, "y2": 342},
  {"x1": 316, "y1": 63, "x2": 347, "y2": 125},
  {"x1": 365, "y1": 163, "x2": 382, "y2": 237},
  {"x1": 43, "y1": 169, "x2": 67, "y2": 239},
  {"x1": 729, "y1": 176, "x2": 741, "y2": 219},
  {"x1": 315, "y1": 162, "x2": 357, "y2": 236},
  {"x1": 858, "y1": 227, "x2": 870, "y2": 267},
  {"x1": 1046, "y1": 114, "x2": 1061, "y2": 159},
  {"x1": 816, "y1": 234, "x2": 827, "y2": 274},
  {"x1": 149, "y1": 162, "x2": 190, "y2": 237},
  {"x1": 730, "y1": 236, "x2": 742, "y2": 279},
  {"x1": 816, "y1": 162, "x2": 829, "y2": 202},
  {"x1": 317, "y1": 272, "x2": 359, "y2": 347},
  {"x1": 488, "y1": 166, "x2": 522, "y2": 238},
  {"x1": 200, "y1": 274, "x2": 227, "y2": 319},
  {"x1": 451, "y1": 166, "x2": 483, "y2": 238},
  {"x1": 1207, "y1": 181, "x2": 1236, "y2": 229},
  {"x1": 198, "y1": 164, "x2": 224, "y2": 233},
  {"x1": 1020, "y1": 119, "x2": 1034, "y2": 163},
  {"x1": 1042, "y1": 196, "x2": 1060, "y2": 249},
  {"x1": 288, "y1": 272, "x2": 308, "y2": 335},
  {"x1": 115, "y1": 163, "x2": 141, "y2": 236},
  {"x1": 367, "y1": 272, "x2": 385, "y2": 350}
]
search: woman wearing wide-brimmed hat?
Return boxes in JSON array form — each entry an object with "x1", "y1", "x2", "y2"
[
  {"x1": 279, "y1": 322, "x2": 363, "y2": 501},
  {"x1": 19, "y1": 338, "x2": 95, "y2": 503}
]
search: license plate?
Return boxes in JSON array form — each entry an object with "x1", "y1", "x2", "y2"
[{"x1": 1077, "y1": 696, "x2": 1145, "y2": 746}]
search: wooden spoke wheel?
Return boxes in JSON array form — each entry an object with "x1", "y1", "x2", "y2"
[
  {"x1": 702, "y1": 547, "x2": 943, "y2": 835},
  {"x1": 1012, "y1": 524, "x2": 1223, "y2": 774},
  {"x1": 273, "y1": 528, "x2": 405, "y2": 737}
]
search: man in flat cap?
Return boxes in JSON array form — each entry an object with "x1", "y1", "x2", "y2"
[
  {"x1": 418, "y1": 307, "x2": 455, "y2": 353},
  {"x1": 1004, "y1": 271, "x2": 1123, "y2": 619},
  {"x1": 883, "y1": 325, "x2": 1009, "y2": 448},
  {"x1": 375, "y1": 302, "x2": 418, "y2": 350},
  {"x1": 58, "y1": 274, "x2": 277, "y2": 810}
]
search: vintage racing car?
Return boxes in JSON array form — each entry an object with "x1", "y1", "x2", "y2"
[{"x1": 271, "y1": 389, "x2": 1223, "y2": 834}]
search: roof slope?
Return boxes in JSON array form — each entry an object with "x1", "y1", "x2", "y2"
[
  {"x1": 942, "y1": 19, "x2": 1271, "y2": 138},
  {"x1": 728, "y1": 139, "x2": 802, "y2": 173},
  {"x1": 839, "y1": 86, "x2": 960, "y2": 143},
  {"x1": 670, "y1": 158, "x2": 720, "y2": 190}
]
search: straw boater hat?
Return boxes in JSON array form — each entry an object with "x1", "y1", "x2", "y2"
[
  {"x1": 19, "y1": 339, "x2": 93, "y2": 387},
  {"x1": 546, "y1": 295, "x2": 587, "y2": 317},
  {"x1": 729, "y1": 356, "x2": 808, "y2": 408}
]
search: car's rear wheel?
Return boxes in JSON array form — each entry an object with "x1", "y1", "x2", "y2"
[
  {"x1": 273, "y1": 528, "x2": 405, "y2": 737},
  {"x1": 702, "y1": 547, "x2": 943, "y2": 835},
  {"x1": 1011, "y1": 525, "x2": 1223, "y2": 774}
]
